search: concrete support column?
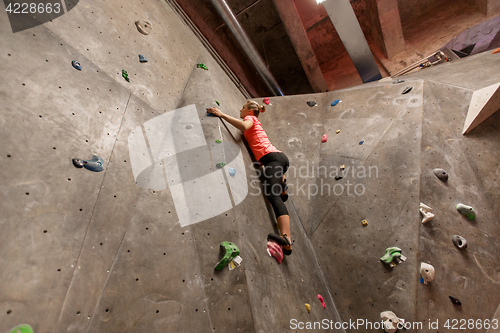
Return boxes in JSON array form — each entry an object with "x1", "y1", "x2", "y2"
[
  {"x1": 377, "y1": 0, "x2": 405, "y2": 58},
  {"x1": 272, "y1": 0, "x2": 328, "y2": 93},
  {"x1": 365, "y1": 0, "x2": 405, "y2": 59}
]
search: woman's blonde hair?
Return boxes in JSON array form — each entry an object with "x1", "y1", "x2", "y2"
[{"x1": 245, "y1": 100, "x2": 265, "y2": 116}]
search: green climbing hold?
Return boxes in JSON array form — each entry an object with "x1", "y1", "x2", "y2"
[
  {"x1": 456, "y1": 203, "x2": 476, "y2": 220},
  {"x1": 197, "y1": 63, "x2": 208, "y2": 70},
  {"x1": 214, "y1": 241, "x2": 240, "y2": 271},
  {"x1": 380, "y1": 247, "x2": 402, "y2": 264},
  {"x1": 216, "y1": 101, "x2": 220, "y2": 106},
  {"x1": 215, "y1": 140, "x2": 222, "y2": 144},
  {"x1": 216, "y1": 162, "x2": 226, "y2": 168},
  {"x1": 9, "y1": 324, "x2": 33, "y2": 333},
  {"x1": 122, "y1": 70, "x2": 130, "y2": 82}
]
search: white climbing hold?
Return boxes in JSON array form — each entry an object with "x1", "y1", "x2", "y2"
[
  {"x1": 420, "y1": 262, "x2": 435, "y2": 284},
  {"x1": 380, "y1": 311, "x2": 401, "y2": 333},
  {"x1": 419, "y1": 203, "x2": 434, "y2": 223}
]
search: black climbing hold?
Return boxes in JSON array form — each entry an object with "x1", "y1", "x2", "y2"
[
  {"x1": 72, "y1": 158, "x2": 84, "y2": 168},
  {"x1": 433, "y1": 168, "x2": 448, "y2": 181},
  {"x1": 83, "y1": 155, "x2": 104, "y2": 172},
  {"x1": 72, "y1": 60, "x2": 82, "y2": 71},
  {"x1": 402, "y1": 87, "x2": 413, "y2": 94},
  {"x1": 449, "y1": 296, "x2": 461, "y2": 306},
  {"x1": 335, "y1": 175, "x2": 342, "y2": 180},
  {"x1": 393, "y1": 79, "x2": 404, "y2": 84},
  {"x1": 139, "y1": 54, "x2": 148, "y2": 63},
  {"x1": 452, "y1": 235, "x2": 467, "y2": 249},
  {"x1": 306, "y1": 101, "x2": 317, "y2": 107}
]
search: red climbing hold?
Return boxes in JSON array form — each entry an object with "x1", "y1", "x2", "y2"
[
  {"x1": 267, "y1": 239, "x2": 283, "y2": 264},
  {"x1": 263, "y1": 97, "x2": 270, "y2": 105},
  {"x1": 318, "y1": 294, "x2": 326, "y2": 308},
  {"x1": 321, "y1": 134, "x2": 327, "y2": 143}
]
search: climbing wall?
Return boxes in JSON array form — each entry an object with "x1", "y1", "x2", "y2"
[
  {"x1": 0, "y1": 0, "x2": 343, "y2": 332},
  {"x1": 259, "y1": 50, "x2": 500, "y2": 332}
]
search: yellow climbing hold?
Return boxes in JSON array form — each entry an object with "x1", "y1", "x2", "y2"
[
  {"x1": 362, "y1": 220, "x2": 368, "y2": 226},
  {"x1": 305, "y1": 303, "x2": 311, "y2": 313},
  {"x1": 336, "y1": 129, "x2": 340, "y2": 134}
]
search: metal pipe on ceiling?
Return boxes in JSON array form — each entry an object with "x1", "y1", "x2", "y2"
[{"x1": 210, "y1": 0, "x2": 284, "y2": 96}]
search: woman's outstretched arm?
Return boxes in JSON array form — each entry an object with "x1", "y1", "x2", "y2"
[{"x1": 207, "y1": 107, "x2": 253, "y2": 132}]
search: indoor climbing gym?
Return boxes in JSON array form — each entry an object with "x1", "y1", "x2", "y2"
[{"x1": 1, "y1": 0, "x2": 500, "y2": 332}]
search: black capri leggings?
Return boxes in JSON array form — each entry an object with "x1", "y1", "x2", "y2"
[{"x1": 259, "y1": 152, "x2": 289, "y2": 218}]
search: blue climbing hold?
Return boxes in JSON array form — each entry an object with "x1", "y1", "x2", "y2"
[
  {"x1": 72, "y1": 60, "x2": 82, "y2": 71},
  {"x1": 139, "y1": 54, "x2": 148, "y2": 63},
  {"x1": 359, "y1": 141, "x2": 364, "y2": 145},
  {"x1": 228, "y1": 168, "x2": 236, "y2": 176},
  {"x1": 331, "y1": 99, "x2": 340, "y2": 107},
  {"x1": 83, "y1": 155, "x2": 104, "y2": 172}
]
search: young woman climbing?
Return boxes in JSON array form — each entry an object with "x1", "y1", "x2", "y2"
[{"x1": 207, "y1": 101, "x2": 293, "y2": 255}]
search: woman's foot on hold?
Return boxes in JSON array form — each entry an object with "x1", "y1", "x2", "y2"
[
  {"x1": 267, "y1": 233, "x2": 292, "y2": 256},
  {"x1": 281, "y1": 233, "x2": 292, "y2": 256}
]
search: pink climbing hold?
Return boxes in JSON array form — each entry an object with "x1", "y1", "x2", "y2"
[
  {"x1": 267, "y1": 239, "x2": 283, "y2": 264},
  {"x1": 321, "y1": 134, "x2": 327, "y2": 143},
  {"x1": 263, "y1": 97, "x2": 270, "y2": 105},
  {"x1": 318, "y1": 294, "x2": 326, "y2": 308}
]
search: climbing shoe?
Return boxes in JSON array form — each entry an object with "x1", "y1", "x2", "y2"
[{"x1": 268, "y1": 233, "x2": 292, "y2": 256}]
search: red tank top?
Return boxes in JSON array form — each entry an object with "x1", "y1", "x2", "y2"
[{"x1": 243, "y1": 115, "x2": 280, "y2": 161}]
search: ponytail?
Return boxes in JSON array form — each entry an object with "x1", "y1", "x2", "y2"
[{"x1": 246, "y1": 100, "x2": 265, "y2": 117}]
